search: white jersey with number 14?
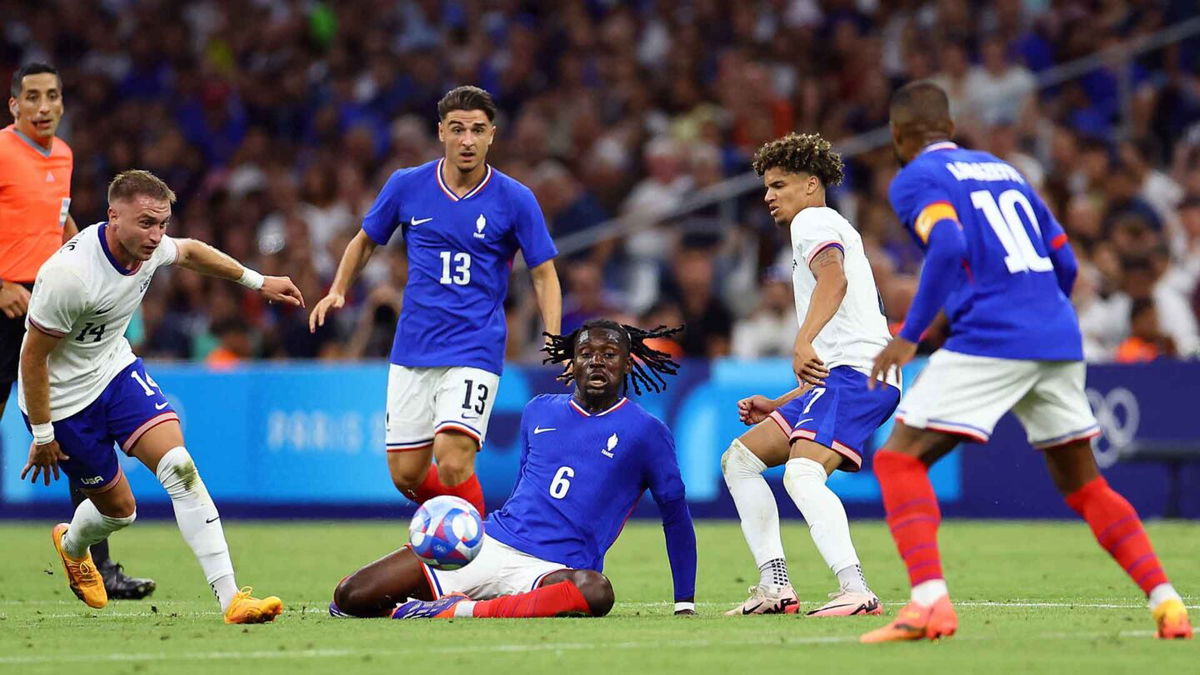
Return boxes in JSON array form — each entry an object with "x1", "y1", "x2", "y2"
[{"x1": 18, "y1": 223, "x2": 178, "y2": 420}]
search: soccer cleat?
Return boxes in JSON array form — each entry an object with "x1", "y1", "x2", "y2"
[
  {"x1": 391, "y1": 594, "x2": 469, "y2": 619},
  {"x1": 99, "y1": 560, "x2": 156, "y2": 600},
  {"x1": 51, "y1": 523, "x2": 107, "y2": 609},
  {"x1": 724, "y1": 585, "x2": 801, "y2": 616},
  {"x1": 1153, "y1": 598, "x2": 1193, "y2": 639},
  {"x1": 806, "y1": 589, "x2": 883, "y2": 617},
  {"x1": 860, "y1": 596, "x2": 957, "y2": 643},
  {"x1": 223, "y1": 587, "x2": 284, "y2": 624}
]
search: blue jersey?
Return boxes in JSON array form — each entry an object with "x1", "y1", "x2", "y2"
[
  {"x1": 486, "y1": 394, "x2": 687, "y2": 573},
  {"x1": 362, "y1": 159, "x2": 557, "y2": 374},
  {"x1": 889, "y1": 142, "x2": 1083, "y2": 360}
]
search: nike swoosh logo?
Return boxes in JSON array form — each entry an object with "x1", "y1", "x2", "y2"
[
  {"x1": 742, "y1": 601, "x2": 765, "y2": 615},
  {"x1": 205, "y1": 516, "x2": 220, "y2": 524},
  {"x1": 533, "y1": 426, "x2": 556, "y2": 434},
  {"x1": 797, "y1": 418, "x2": 813, "y2": 426},
  {"x1": 154, "y1": 401, "x2": 169, "y2": 410},
  {"x1": 95, "y1": 305, "x2": 116, "y2": 315},
  {"x1": 411, "y1": 217, "x2": 433, "y2": 226}
]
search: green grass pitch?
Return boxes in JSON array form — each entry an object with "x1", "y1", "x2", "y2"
[{"x1": 0, "y1": 519, "x2": 1195, "y2": 674}]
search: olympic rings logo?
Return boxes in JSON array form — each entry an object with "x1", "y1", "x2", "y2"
[{"x1": 1085, "y1": 386, "x2": 1139, "y2": 469}]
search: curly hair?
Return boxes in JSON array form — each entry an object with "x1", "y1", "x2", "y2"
[
  {"x1": 751, "y1": 132, "x2": 844, "y2": 187},
  {"x1": 542, "y1": 318, "x2": 683, "y2": 395}
]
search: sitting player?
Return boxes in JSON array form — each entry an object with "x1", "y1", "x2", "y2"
[
  {"x1": 18, "y1": 170, "x2": 293, "y2": 623},
  {"x1": 330, "y1": 319, "x2": 697, "y2": 619},
  {"x1": 723, "y1": 133, "x2": 900, "y2": 617}
]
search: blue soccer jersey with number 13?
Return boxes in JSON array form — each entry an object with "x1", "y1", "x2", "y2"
[
  {"x1": 361, "y1": 159, "x2": 557, "y2": 375},
  {"x1": 889, "y1": 142, "x2": 1083, "y2": 361}
]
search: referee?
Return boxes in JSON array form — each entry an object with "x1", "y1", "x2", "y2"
[{"x1": 2, "y1": 63, "x2": 154, "y2": 599}]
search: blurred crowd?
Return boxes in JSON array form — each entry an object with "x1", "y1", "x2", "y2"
[{"x1": 4, "y1": 0, "x2": 1200, "y2": 365}]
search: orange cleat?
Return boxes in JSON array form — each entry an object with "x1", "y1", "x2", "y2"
[
  {"x1": 1153, "y1": 598, "x2": 1193, "y2": 639},
  {"x1": 223, "y1": 587, "x2": 284, "y2": 624},
  {"x1": 52, "y1": 523, "x2": 107, "y2": 609},
  {"x1": 860, "y1": 596, "x2": 957, "y2": 643}
]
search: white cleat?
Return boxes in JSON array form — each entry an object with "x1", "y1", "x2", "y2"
[
  {"x1": 805, "y1": 588, "x2": 882, "y2": 617},
  {"x1": 725, "y1": 584, "x2": 801, "y2": 615}
]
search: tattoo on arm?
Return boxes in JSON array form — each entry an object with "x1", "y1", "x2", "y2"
[{"x1": 809, "y1": 245, "x2": 845, "y2": 274}]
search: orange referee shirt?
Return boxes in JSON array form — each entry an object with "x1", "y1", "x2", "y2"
[{"x1": 0, "y1": 124, "x2": 73, "y2": 283}]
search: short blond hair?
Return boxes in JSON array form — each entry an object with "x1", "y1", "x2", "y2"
[{"x1": 107, "y1": 169, "x2": 176, "y2": 204}]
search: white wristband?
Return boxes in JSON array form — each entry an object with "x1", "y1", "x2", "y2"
[
  {"x1": 237, "y1": 267, "x2": 265, "y2": 290},
  {"x1": 674, "y1": 601, "x2": 695, "y2": 613},
  {"x1": 31, "y1": 422, "x2": 54, "y2": 445}
]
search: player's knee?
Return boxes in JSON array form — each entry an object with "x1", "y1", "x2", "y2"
[
  {"x1": 154, "y1": 447, "x2": 207, "y2": 499},
  {"x1": 91, "y1": 488, "x2": 137, "y2": 519},
  {"x1": 433, "y1": 443, "x2": 476, "y2": 486},
  {"x1": 568, "y1": 570, "x2": 614, "y2": 617},
  {"x1": 721, "y1": 439, "x2": 765, "y2": 481},
  {"x1": 332, "y1": 575, "x2": 374, "y2": 618},
  {"x1": 388, "y1": 461, "x2": 427, "y2": 491}
]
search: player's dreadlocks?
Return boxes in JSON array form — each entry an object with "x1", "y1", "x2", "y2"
[{"x1": 542, "y1": 318, "x2": 683, "y2": 395}]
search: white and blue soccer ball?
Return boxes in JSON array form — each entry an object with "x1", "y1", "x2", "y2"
[{"x1": 408, "y1": 495, "x2": 484, "y2": 570}]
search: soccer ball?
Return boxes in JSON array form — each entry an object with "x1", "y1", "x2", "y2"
[{"x1": 408, "y1": 495, "x2": 484, "y2": 570}]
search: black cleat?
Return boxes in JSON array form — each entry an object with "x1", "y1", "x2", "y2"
[{"x1": 99, "y1": 560, "x2": 156, "y2": 600}]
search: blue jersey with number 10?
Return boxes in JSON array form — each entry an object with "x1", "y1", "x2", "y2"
[
  {"x1": 889, "y1": 142, "x2": 1083, "y2": 361},
  {"x1": 362, "y1": 159, "x2": 557, "y2": 375}
]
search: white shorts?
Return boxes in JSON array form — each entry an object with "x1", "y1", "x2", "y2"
[
  {"x1": 424, "y1": 535, "x2": 568, "y2": 600},
  {"x1": 896, "y1": 350, "x2": 1100, "y2": 449},
  {"x1": 385, "y1": 365, "x2": 500, "y2": 452}
]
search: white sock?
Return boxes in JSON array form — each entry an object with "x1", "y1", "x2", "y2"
[
  {"x1": 62, "y1": 499, "x2": 135, "y2": 560},
  {"x1": 783, "y1": 458, "x2": 868, "y2": 591},
  {"x1": 912, "y1": 579, "x2": 949, "y2": 606},
  {"x1": 835, "y1": 565, "x2": 870, "y2": 595},
  {"x1": 1148, "y1": 583, "x2": 1181, "y2": 610},
  {"x1": 156, "y1": 447, "x2": 238, "y2": 611},
  {"x1": 722, "y1": 440, "x2": 787, "y2": 591}
]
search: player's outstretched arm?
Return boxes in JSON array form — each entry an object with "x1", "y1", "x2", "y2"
[
  {"x1": 310, "y1": 229, "x2": 378, "y2": 333},
  {"x1": 737, "y1": 385, "x2": 811, "y2": 425},
  {"x1": 173, "y1": 238, "x2": 304, "y2": 308},
  {"x1": 793, "y1": 246, "x2": 846, "y2": 386},
  {"x1": 18, "y1": 328, "x2": 69, "y2": 485},
  {"x1": 528, "y1": 259, "x2": 562, "y2": 338}
]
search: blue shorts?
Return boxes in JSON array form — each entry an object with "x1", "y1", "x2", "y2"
[
  {"x1": 769, "y1": 366, "x2": 900, "y2": 472},
  {"x1": 24, "y1": 359, "x2": 177, "y2": 492}
]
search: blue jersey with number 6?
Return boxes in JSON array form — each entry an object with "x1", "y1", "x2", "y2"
[
  {"x1": 361, "y1": 159, "x2": 557, "y2": 375},
  {"x1": 889, "y1": 142, "x2": 1082, "y2": 360},
  {"x1": 485, "y1": 394, "x2": 686, "y2": 572}
]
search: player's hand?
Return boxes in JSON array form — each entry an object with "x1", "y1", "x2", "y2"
[
  {"x1": 0, "y1": 281, "x2": 31, "y2": 319},
  {"x1": 309, "y1": 292, "x2": 344, "y2": 333},
  {"x1": 792, "y1": 341, "x2": 829, "y2": 386},
  {"x1": 737, "y1": 395, "x2": 776, "y2": 425},
  {"x1": 869, "y1": 336, "x2": 916, "y2": 389},
  {"x1": 20, "y1": 440, "x2": 69, "y2": 486},
  {"x1": 261, "y1": 276, "x2": 305, "y2": 308}
]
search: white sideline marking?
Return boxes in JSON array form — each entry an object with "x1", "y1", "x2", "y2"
[
  {"x1": 0, "y1": 629, "x2": 1182, "y2": 665},
  {"x1": 6, "y1": 600, "x2": 1197, "y2": 619}
]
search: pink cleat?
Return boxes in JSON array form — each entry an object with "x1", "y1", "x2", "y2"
[
  {"x1": 725, "y1": 585, "x2": 801, "y2": 615},
  {"x1": 806, "y1": 589, "x2": 882, "y2": 617}
]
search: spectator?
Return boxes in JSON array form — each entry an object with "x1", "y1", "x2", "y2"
[{"x1": 731, "y1": 268, "x2": 798, "y2": 359}]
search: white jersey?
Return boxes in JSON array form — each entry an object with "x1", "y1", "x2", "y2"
[
  {"x1": 790, "y1": 206, "x2": 899, "y2": 388},
  {"x1": 18, "y1": 223, "x2": 177, "y2": 420}
]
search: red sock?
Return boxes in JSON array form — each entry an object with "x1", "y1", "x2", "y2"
[
  {"x1": 875, "y1": 450, "x2": 945, "y2": 586},
  {"x1": 410, "y1": 464, "x2": 443, "y2": 503},
  {"x1": 440, "y1": 472, "x2": 486, "y2": 516},
  {"x1": 1065, "y1": 476, "x2": 1169, "y2": 595},
  {"x1": 470, "y1": 581, "x2": 590, "y2": 618}
]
